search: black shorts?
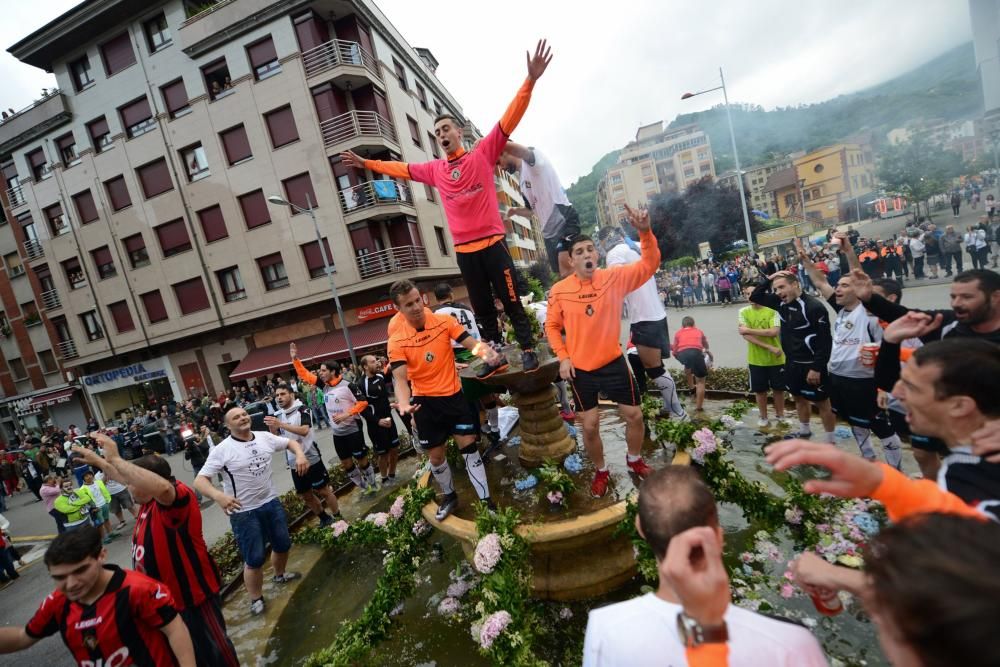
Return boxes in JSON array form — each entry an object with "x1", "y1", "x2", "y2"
[
  {"x1": 630, "y1": 319, "x2": 671, "y2": 358},
  {"x1": 828, "y1": 375, "x2": 878, "y2": 427},
  {"x1": 543, "y1": 204, "x2": 581, "y2": 273},
  {"x1": 887, "y1": 409, "x2": 910, "y2": 439},
  {"x1": 784, "y1": 363, "x2": 830, "y2": 401},
  {"x1": 748, "y1": 364, "x2": 785, "y2": 393},
  {"x1": 676, "y1": 348, "x2": 708, "y2": 378},
  {"x1": 569, "y1": 356, "x2": 640, "y2": 412},
  {"x1": 332, "y1": 430, "x2": 369, "y2": 461},
  {"x1": 413, "y1": 392, "x2": 477, "y2": 449},
  {"x1": 369, "y1": 417, "x2": 400, "y2": 455},
  {"x1": 291, "y1": 460, "x2": 331, "y2": 493},
  {"x1": 180, "y1": 596, "x2": 239, "y2": 667}
]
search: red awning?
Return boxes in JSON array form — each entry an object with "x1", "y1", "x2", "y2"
[
  {"x1": 308, "y1": 320, "x2": 389, "y2": 360},
  {"x1": 28, "y1": 386, "x2": 77, "y2": 409}
]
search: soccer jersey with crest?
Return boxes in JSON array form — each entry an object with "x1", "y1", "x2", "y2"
[
  {"x1": 198, "y1": 431, "x2": 290, "y2": 512},
  {"x1": 387, "y1": 309, "x2": 470, "y2": 396}
]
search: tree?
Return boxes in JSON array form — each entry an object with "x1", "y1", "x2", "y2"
[{"x1": 877, "y1": 134, "x2": 965, "y2": 220}]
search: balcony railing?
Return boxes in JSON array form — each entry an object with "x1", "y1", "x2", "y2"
[
  {"x1": 320, "y1": 110, "x2": 397, "y2": 149},
  {"x1": 41, "y1": 289, "x2": 61, "y2": 310},
  {"x1": 23, "y1": 239, "x2": 44, "y2": 260},
  {"x1": 356, "y1": 245, "x2": 429, "y2": 280},
  {"x1": 57, "y1": 339, "x2": 78, "y2": 360},
  {"x1": 181, "y1": 0, "x2": 235, "y2": 27},
  {"x1": 338, "y1": 180, "x2": 413, "y2": 215},
  {"x1": 302, "y1": 39, "x2": 381, "y2": 81},
  {"x1": 5, "y1": 185, "x2": 26, "y2": 208}
]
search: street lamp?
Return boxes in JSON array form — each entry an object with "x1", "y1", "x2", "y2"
[
  {"x1": 266, "y1": 193, "x2": 358, "y2": 369},
  {"x1": 681, "y1": 67, "x2": 755, "y2": 254}
]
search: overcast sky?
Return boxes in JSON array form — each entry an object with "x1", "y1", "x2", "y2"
[{"x1": 0, "y1": 0, "x2": 973, "y2": 183}]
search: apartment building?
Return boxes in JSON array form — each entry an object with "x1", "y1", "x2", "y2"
[
  {"x1": 0, "y1": 0, "x2": 478, "y2": 431},
  {"x1": 596, "y1": 122, "x2": 714, "y2": 228},
  {"x1": 716, "y1": 154, "x2": 796, "y2": 220}
]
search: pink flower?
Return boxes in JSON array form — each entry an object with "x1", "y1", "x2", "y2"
[
  {"x1": 437, "y1": 597, "x2": 461, "y2": 616},
  {"x1": 473, "y1": 533, "x2": 503, "y2": 574},
  {"x1": 780, "y1": 583, "x2": 795, "y2": 599},
  {"x1": 479, "y1": 610, "x2": 513, "y2": 649},
  {"x1": 389, "y1": 496, "x2": 406, "y2": 520},
  {"x1": 547, "y1": 490, "x2": 564, "y2": 505},
  {"x1": 782, "y1": 569, "x2": 795, "y2": 581},
  {"x1": 447, "y1": 580, "x2": 471, "y2": 598},
  {"x1": 690, "y1": 428, "x2": 718, "y2": 464},
  {"x1": 412, "y1": 519, "x2": 430, "y2": 536},
  {"x1": 784, "y1": 507, "x2": 804, "y2": 525},
  {"x1": 366, "y1": 512, "x2": 389, "y2": 528},
  {"x1": 739, "y1": 552, "x2": 754, "y2": 563},
  {"x1": 331, "y1": 520, "x2": 349, "y2": 537}
]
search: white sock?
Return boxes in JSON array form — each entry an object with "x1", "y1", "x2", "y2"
[
  {"x1": 850, "y1": 427, "x2": 875, "y2": 457},
  {"x1": 758, "y1": 409, "x2": 767, "y2": 419},
  {"x1": 651, "y1": 371, "x2": 685, "y2": 417},
  {"x1": 626, "y1": 453, "x2": 642, "y2": 463},
  {"x1": 462, "y1": 449, "x2": 490, "y2": 500},
  {"x1": 799, "y1": 422, "x2": 811, "y2": 435},
  {"x1": 431, "y1": 461, "x2": 455, "y2": 496},
  {"x1": 881, "y1": 434, "x2": 903, "y2": 470},
  {"x1": 823, "y1": 431, "x2": 836, "y2": 444},
  {"x1": 347, "y1": 466, "x2": 364, "y2": 489},
  {"x1": 487, "y1": 407, "x2": 499, "y2": 431}
]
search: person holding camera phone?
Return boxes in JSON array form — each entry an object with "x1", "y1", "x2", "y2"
[{"x1": 184, "y1": 427, "x2": 211, "y2": 502}]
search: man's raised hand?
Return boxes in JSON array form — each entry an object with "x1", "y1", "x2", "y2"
[
  {"x1": 289, "y1": 342, "x2": 298, "y2": 359},
  {"x1": 882, "y1": 311, "x2": 943, "y2": 344},
  {"x1": 765, "y1": 440, "x2": 883, "y2": 498},
  {"x1": 623, "y1": 203, "x2": 650, "y2": 232},
  {"x1": 340, "y1": 150, "x2": 364, "y2": 169},
  {"x1": 526, "y1": 39, "x2": 553, "y2": 81},
  {"x1": 847, "y1": 269, "x2": 873, "y2": 303}
]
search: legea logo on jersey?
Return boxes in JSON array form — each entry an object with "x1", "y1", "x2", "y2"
[{"x1": 75, "y1": 616, "x2": 103, "y2": 630}]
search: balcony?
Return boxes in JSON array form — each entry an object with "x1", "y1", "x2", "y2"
[
  {"x1": 5, "y1": 185, "x2": 26, "y2": 209},
  {"x1": 302, "y1": 39, "x2": 382, "y2": 89},
  {"x1": 356, "y1": 245, "x2": 429, "y2": 280},
  {"x1": 41, "y1": 289, "x2": 61, "y2": 310},
  {"x1": 23, "y1": 239, "x2": 44, "y2": 261},
  {"x1": 57, "y1": 339, "x2": 78, "y2": 360},
  {"x1": 338, "y1": 180, "x2": 414, "y2": 223},
  {"x1": 320, "y1": 110, "x2": 398, "y2": 154}
]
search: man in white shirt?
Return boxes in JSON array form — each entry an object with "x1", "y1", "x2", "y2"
[
  {"x1": 583, "y1": 466, "x2": 828, "y2": 667},
  {"x1": 194, "y1": 408, "x2": 310, "y2": 616}
]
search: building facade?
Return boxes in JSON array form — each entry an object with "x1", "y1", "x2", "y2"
[
  {"x1": 0, "y1": 0, "x2": 484, "y2": 428},
  {"x1": 716, "y1": 155, "x2": 795, "y2": 220}
]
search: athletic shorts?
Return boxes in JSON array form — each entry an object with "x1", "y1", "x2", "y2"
[
  {"x1": 332, "y1": 430, "x2": 369, "y2": 462},
  {"x1": 543, "y1": 204, "x2": 581, "y2": 273},
  {"x1": 109, "y1": 489, "x2": 134, "y2": 515},
  {"x1": 413, "y1": 391, "x2": 477, "y2": 448},
  {"x1": 748, "y1": 364, "x2": 785, "y2": 393},
  {"x1": 369, "y1": 417, "x2": 400, "y2": 455},
  {"x1": 180, "y1": 595, "x2": 239, "y2": 667},
  {"x1": 784, "y1": 363, "x2": 830, "y2": 401},
  {"x1": 630, "y1": 318, "x2": 671, "y2": 358},
  {"x1": 676, "y1": 348, "x2": 708, "y2": 378},
  {"x1": 829, "y1": 375, "x2": 878, "y2": 427},
  {"x1": 291, "y1": 460, "x2": 331, "y2": 494},
  {"x1": 230, "y1": 497, "x2": 292, "y2": 568},
  {"x1": 887, "y1": 409, "x2": 910, "y2": 439},
  {"x1": 569, "y1": 355, "x2": 640, "y2": 412}
]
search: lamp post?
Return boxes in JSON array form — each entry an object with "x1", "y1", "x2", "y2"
[
  {"x1": 267, "y1": 193, "x2": 358, "y2": 369},
  {"x1": 682, "y1": 67, "x2": 755, "y2": 254}
]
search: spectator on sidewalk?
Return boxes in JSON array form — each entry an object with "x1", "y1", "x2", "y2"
[{"x1": 40, "y1": 476, "x2": 64, "y2": 533}]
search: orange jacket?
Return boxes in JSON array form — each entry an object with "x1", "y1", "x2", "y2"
[{"x1": 871, "y1": 463, "x2": 986, "y2": 523}]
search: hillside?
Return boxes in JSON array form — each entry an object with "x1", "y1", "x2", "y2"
[{"x1": 566, "y1": 42, "x2": 981, "y2": 231}]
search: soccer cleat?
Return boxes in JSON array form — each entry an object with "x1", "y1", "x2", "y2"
[
  {"x1": 273, "y1": 572, "x2": 300, "y2": 584},
  {"x1": 483, "y1": 498, "x2": 498, "y2": 513},
  {"x1": 590, "y1": 469, "x2": 611, "y2": 498},
  {"x1": 250, "y1": 598, "x2": 265, "y2": 615},
  {"x1": 559, "y1": 409, "x2": 577, "y2": 422},
  {"x1": 783, "y1": 431, "x2": 813, "y2": 440},
  {"x1": 435, "y1": 492, "x2": 459, "y2": 521},
  {"x1": 522, "y1": 349, "x2": 539, "y2": 372},
  {"x1": 476, "y1": 354, "x2": 509, "y2": 380},
  {"x1": 626, "y1": 456, "x2": 653, "y2": 478},
  {"x1": 757, "y1": 418, "x2": 770, "y2": 429}
]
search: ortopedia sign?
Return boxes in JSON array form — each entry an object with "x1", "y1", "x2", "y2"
[{"x1": 83, "y1": 363, "x2": 167, "y2": 387}]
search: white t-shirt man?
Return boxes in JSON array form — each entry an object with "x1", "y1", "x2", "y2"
[
  {"x1": 517, "y1": 148, "x2": 572, "y2": 239},
  {"x1": 606, "y1": 242, "x2": 667, "y2": 324},
  {"x1": 829, "y1": 302, "x2": 881, "y2": 379},
  {"x1": 583, "y1": 593, "x2": 828, "y2": 667},
  {"x1": 199, "y1": 431, "x2": 290, "y2": 512}
]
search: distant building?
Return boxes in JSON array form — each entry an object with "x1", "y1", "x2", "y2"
[
  {"x1": 888, "y1": 118, "x2": 988, "y2": 164},
  {"x1": 596, "y1": 122, "x2": 715, "y2": 228},
  {"x1": 971, "y1": 0, "x2": 1000, "y2": 130},
  {"x1": 716, "y1": 154, "x2": 797, "y2": 220}
]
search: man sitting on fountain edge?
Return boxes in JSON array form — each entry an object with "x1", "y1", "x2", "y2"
[{"x1": 545, "y1": 204, "x2": 659, "y2": 498}]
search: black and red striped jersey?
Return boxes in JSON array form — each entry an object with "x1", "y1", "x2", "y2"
[
  {"x1": 132, "y1": 480, "x2": 221, "y2": 610},
  {"x1": 26, "y1": 565, "x2": 179, "y2": 667}
]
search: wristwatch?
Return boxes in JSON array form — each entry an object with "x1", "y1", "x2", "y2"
[{"x1": 676, "y1": 612, "x2": 728, "y2": 648}]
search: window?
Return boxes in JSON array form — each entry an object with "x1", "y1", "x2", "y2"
[
  {"x1": 141, "y1": 290, "x2": 168, "y2": 323},
  {"x1": 80, "y1": 311, "x2": 104, "y2": 341},
  {"x1": 220, "y1": 125, "x2": 252, "y2": 165},
  {"x1": 264, "y1": 106, "x2": 298, "y2": 148},
  {"x1": 100, "y1": 32, "x2": 136, "y2": 76},
  {"x1": 118, "y1": 96, "x2": 155, "y2": 138},
  {"x1": 143, "y1": 13, "x2": 171, "y2": 53},
  {"x1": 861, "y1": 174, "x2": 870, "y2": 187},
  {"x1": 257, "y1": 253, "x2": 288, "y2": 290},
  {"x1": 9, "y1": 358, "x2": 26, "y2": 381},
  {"x1": 247, "y1": 36, "x2": 281, "y2": 80},
  {"x1": 202, "y1": 58, "x2": 233, "y2": 100},
  {"x1": 180, "y1": 143, "x2": 209, "y2": 181},
  {"x1": 281, "y1": 173, "x2": 317, "y2": 212},
  {"x1": 160, "y1": 79, "x2": 190, "y2": 118},
  {"x1": 813, "y1": 163, "x2": 824, "y2": 174},
  {"x1": 122, "y1": 234, "x2": 150, "y2": 269},
  {"x1": 434, "y1": 100, "x2": 442, "y2": 116},
  {"x1": 44, "y1": 204, "x2": 69, "y2": 237},
  {"x1": 300, "y1": 238, "x2": 333, "y2": 278},
  {"x1": 55, "y1": 133, "x2": 79, "y2": 167},
  {"x1": 108, "y1": 300, "x2": 135, "y2": 333},
  {"x1": 104, "y1": 176, "x2": 132, "y2": 211},
  {"x1": 424, "y1": 183, "x2": 436, "y2": 202},
  {"x1": 21, "y1": 301, "x2": 39, "y2": 324},
  {"x1": 154, "y1": 219, "x2": 192, "y2": 257},
  {"x1": 61, "y1": 257, "x2": 86, "y2": 289},
  {"x1": 38, "y1": 349, "x2": 58, "y2": 374},
  {"x1": 407, "y1": 116, "x2": 421, "y2": 148},
  {"x1": 216, "y1": 266, "x2": 245, "y2": 302},
  {"x1": 238, "y1": 190, "x2": 271, "y2": 229},
  {"x1": 435, "y1": 226, "x2": 449, "y2": 256},
  {"x1": 5, "y1": 252, "x2": 24, "y2": 278},
  {"x1": 87, "y1": 116, "x2": 113, "y2": 153},
  {"x1": 428, "y1": 133, "x2": 440, "y2": 158},
  {"x1": 784, "y1": 194, "x2": 796, "y2": 207},
  {"x1": 91, "y1": 246, "x2": 116, "y2": 279},
  {"x1": 196, "y1": 205, "x2": 228, "y2": 242},
  {"x1": 416, "y1": 83, "x2": 428, "y2": 111},
  {"x1": 393, "y1": 58, "x2": 407, "y2": 90},
  {"x1": 173, "y1": 276, "x2": 210, "y2": 314},
  {"x1": 136, "y1": 158, "x2": 173, "y2": 199},
  {"x1": 26, "y1": 148, "x2": 50, "y2": 181},
  {"x1": 69, "y1": 56, "x2": 95, "y2": 92}
]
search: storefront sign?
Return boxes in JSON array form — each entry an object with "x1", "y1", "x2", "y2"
[
  {"x1": 356, "y1": 300, "x2": 397, "y2": 322},
  {"x1": 82, "y1": 357, "x2": 172, "y2": 392}
]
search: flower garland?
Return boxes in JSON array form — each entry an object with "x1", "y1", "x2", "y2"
[{"x1": 536, "y1": 459, "x2": 575, "y2": 508}]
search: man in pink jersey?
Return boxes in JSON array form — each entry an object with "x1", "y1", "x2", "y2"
[{"x1": 342, "y1": 40, "x2": 553, "y2": 379}]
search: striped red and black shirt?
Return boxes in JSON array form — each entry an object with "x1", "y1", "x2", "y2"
[
  {"x1": 26, "y1": 565, "x2": 179, "y2": 667},
  {"x1": 132, "y1": 480, "x2": 221, "y2": 610}
]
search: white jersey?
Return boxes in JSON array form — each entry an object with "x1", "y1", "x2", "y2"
[
  {"x1": 829, "y1": 304, "x2": 881, "y2": 379},
  {"x1": 518, "y1": 148, "x2": 571, "y2": 239},
  {"x1": 95, "y1": 470, "x2": 126, "y2": 495},
  {"x1": 199, "y1": 430, "x2": 290, "y2": 512},
  {"x1": 273, "y1": 399, "x2": 320, "y2": 466},
  {"x1": 606, "y1": 242, "x2": 667, "y2": 324},
  {"x1": 435, "y1": 302, "x2": 481, "y2": 349},
  {"x1": 321, "y1": 379, "x2": 365, "y2": 436}
]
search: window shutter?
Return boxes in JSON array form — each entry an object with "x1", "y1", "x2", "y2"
[
  {"x1": 196, "y1": 205, "x2": 228, "y2": 242},
  {"x1": 119, "y1": 97, "x2": 152, "y2": 128},
  {"x1": 45, "y1": 203, "x2": 63, "y2": 223},
  {"x1": 87, "y1": 117, "x2": 109, "y2": 141},
  {"x1": 27, "y1": 149, "x2": 46, "y2": 169},
  {"x1": 141, "y1": 290, "x2": 168, "y2": 323},
  {"x1": 55, "y1": 134, "x2": 75, "y2": 153},
  {"x1": 220, "y1": 125, "x2": 252, "y2": 164},
  {"x1": 256, "y1": 252, "x2": 283, "y2": 269},
  {"x1": 264, "y1": 106, "x2": 298, "y2": 148},
  {"x1": 172, "y1": 278, "x2": 210, "y2": 314},
  {"x1": 91, "y1": 246, "x2": 112, "y2": 266},
  {"x1": 161, "y1": 80, "x2": 189, "y2": 115},
  {"x1": 282, "y1": 172, "x2": 317, "y2": 210},
  {"x1": 136, "y1": 159, "x2": 173, "y2": 198},
  {"x1": 155, "y1": 219, "x2": 191, "y2": 255},
  {"x1": 302, "y1": 238, "x2": 333, "y2": 273},
  {"x1": 100, "y1": 32, "x2": 136, "y2": 75},
  {"x1": 247, "y1": 37, "x2": 277, "y2": 68},
  {"x1": 1, "y1": 162, "x2": 18, "y2": 181},
  {"x1": 105, "y1": 176, "x2": 132, "y2": 210},
  {"x1": 123, "y1": 234, "x2": 145, "y2": 254},
  {"x1": 108, "y1": 301, "x2": 135, "y2": 333},
  {"x1": 238, "y1": 190, "x2": 271, "y2": 229}
]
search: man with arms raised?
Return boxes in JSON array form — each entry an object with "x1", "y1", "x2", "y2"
[
  {"x1": 342, "y1": 41, "x2": 554, "y2": 379},
  {"x1": 546, "y1": 205, "x2": 659, "y2": 498},
  {"x1": 388, "y1": 279, "x2": 503, "y2": 519},
  {"x1": 194, "y1": 408, "x2": 310, "y2": 616}
]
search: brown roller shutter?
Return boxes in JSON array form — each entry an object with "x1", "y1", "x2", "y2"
[
  {"x1": 220, "y1": 125, "x2": 252, "y2": 164},
  {"x1": 154, "y1": 219, "x2": 191, "y2": 256},
  {"x1": 247, "y1": 37, "x2": 277, "y2": 69},
  {"x1": 172, "y1": 278, "x2": 210, "y2": 314},
  {"x1": 238, "y1": 190, "x2": 271, "y2": 229},
  {"x1": 136, "y1": 159, "x2": 173, "y2": 199},
  {"x1": 196, "y1": 205, "x2": 228, "y2": 242},
  {"x1": 119, "y1": 97, "x2": 152, "y2": 128},
  {"x1": 108, "y1": 301, "x2": 135, "y2": 333},
  {"x1": 105, "y1": 176, "x2": 132, "y2": 211},
  {"x1": 281, "y1": 172, "x2": 317, "y2": 211},
  {"x1": 264, "y1": 106, "x2": 299, "y2": 148},
  {"x1": 141, "y1": 290, "x2": 168, "y2": 323},
  {"x1": 100, "y1": 32, "x2": 136, "y2": 75},
  {"x1": 161, "y1": 80, "x2": 189, "y2": 116}
]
